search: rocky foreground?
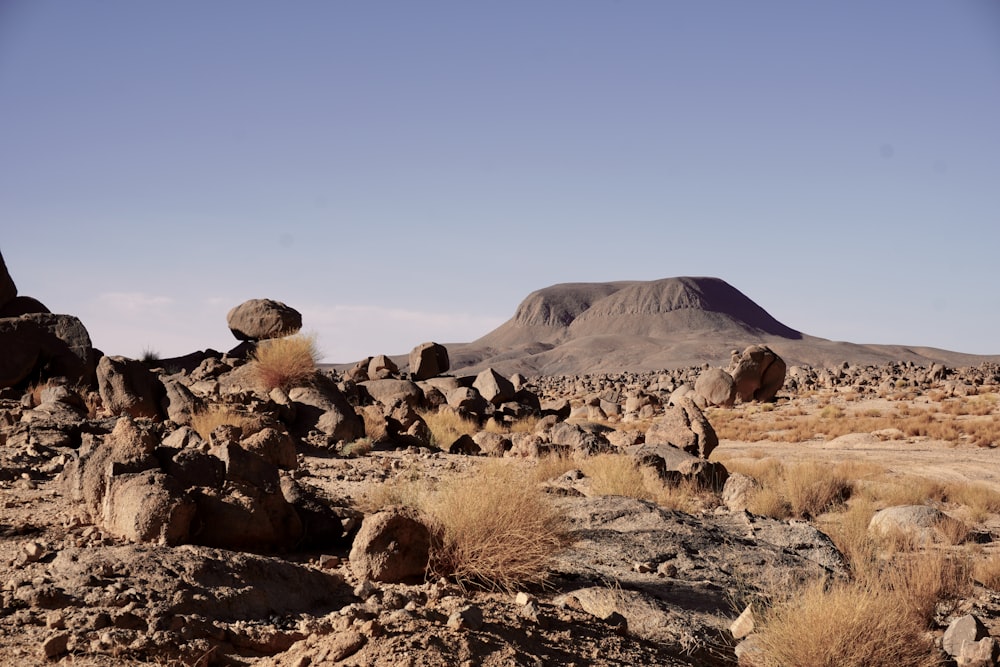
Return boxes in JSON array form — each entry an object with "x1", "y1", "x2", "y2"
[
  {"x1": 3, "y1": 332, "x2": 1000, "y2": 665},
  {"x1": 4, "y1": 256, "x2": 1000, "y2": 665}
]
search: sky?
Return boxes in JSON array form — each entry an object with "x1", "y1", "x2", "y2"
[{"x1": 2, "y1": 1, "x2": 999, "y2": 363}]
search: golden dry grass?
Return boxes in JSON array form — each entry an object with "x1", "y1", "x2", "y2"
[
  {"x1": 720, "y1": 458, "x2": 851, "y2": 519},
  {"x1": 423, "y1": 460, "x2": 570, "y2": 592},
  {"x1": 418, "y1": 408, "x2": 479, "y2": 449},
  {"x1": 752, "y1": 551, "x2": 970, "y2": 667},
  {"x1": 709, "y1": 397, "x2": 1000, "y2": 447},
  {"x1": 189, "y1": 408, "x2": 262, "y2": 441},
  {"x1": 973, "y1": 552, "x2": 1000, "y2": 590},
  {"x1": 250, "y1": 333, "x2": 320, "y2": 392}
]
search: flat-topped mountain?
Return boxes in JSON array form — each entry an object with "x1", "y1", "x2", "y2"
[{"x1": 447, "y1": 277, "x2": 998, "y2": 375}]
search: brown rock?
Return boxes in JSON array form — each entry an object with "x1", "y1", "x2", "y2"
[
  {"x1": 349, "y1": 509, "x2": 431, "y2": 583},
  {"x1": 409, "y1": 342, "x2": 450, "y2": 381},
  {"x1": 97, "y1": 355, "x2": 166, "y2": 420},
  {"x1": 227, "y1": 298, "x2": 302, "y2": 341}
]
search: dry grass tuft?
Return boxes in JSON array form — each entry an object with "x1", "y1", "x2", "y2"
[
  {"x1": 189, "y1": 408, "x2": 262, "y2": 441},
  {"x1": 418, "y1": 408, "x2": 479, "y2": 450},
  {"x1": 578, "y1": 453, "x2": 653, "y2": 500},
  {"x1": 251, "y1": 333, "x2": 320, "y2": 392},
  {"x1": 753, "y1": 551, "x2": 970, "y2": 667},
  {"x1": 424, "y1": 460, "x2": 570, "y2": 592},
  {"x1": 973, "y1": 553, "x2": 1000, "y2": 590},
  {"x1": 722, "y1": 458, "x2": 850, "y2": 519}
]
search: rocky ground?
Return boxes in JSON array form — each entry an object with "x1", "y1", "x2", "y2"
[{"x1": 3, "y1": 351, "x2": 1000, "y2": 666}]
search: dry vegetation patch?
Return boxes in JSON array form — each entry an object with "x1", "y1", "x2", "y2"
[
  {"x1": 709, "y1": 392, "x2": 1000, "y2": 447},
  {"x1": 189, "y1": 407, "x2": 263, "y2": 441},
  {"x1": 250, "y1": 333, "x2": 319, "y2": 392}
]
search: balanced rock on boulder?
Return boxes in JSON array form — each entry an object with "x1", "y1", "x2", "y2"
[{"x1": 227, "y1": 298, "x2": 302, "y2": 341}]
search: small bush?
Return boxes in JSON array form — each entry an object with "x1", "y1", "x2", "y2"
[
  {"x1": 418, "y1": 408, "x2": 479, "y2": 450},
  {"x1": 190, "y1": 408, "x2": 262, "y2": 441},
  {"x1": 973, "y1": 553, "x2": 1000, "y2": 590},
  {"x1": 424, "y1": 460, "x2": 569, "y2": 592},
  {"x1": 341, "y1": 437, "x2": 373, "y2": 458},
  {"x1": 753, "y1": 551, "x2": 969, "y2": 667},
  {"x1": 251, "y1": 333, "x2": 319, "y2": 392},
  {"x1": 578, "y1": 454, "x2": 652, "y2": 500}
]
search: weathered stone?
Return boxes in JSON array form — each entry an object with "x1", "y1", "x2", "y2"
[
  {"x1": 409, "y1": 342, "x2": 450, "y2": 381},
  {"x1": 0, "y1": 249, "x2": 15, "y2": 308},
  {"x1": 694, "y1": 367, "x2": 736, "y2": 407},
  {"x1": 628, "y1": 443, "x2": 729, "y2": 489},
  {"x1": 0, "y1": 295, "x2": 50, "y2": 317},
  {"x1": 473, "y1": 368, "x2": 516, "y2": 406},
  {"x1": 644, "y1": 396, "x2": 718, "y2": 458},
  {"x1": 730, "y1": 345, "x2": 786, "y2": 403},
  {"x1": 193, "y1": 485, "x2": 303, "y2": 552},
  {"x1": 868, "y1": 505, "x2": 952, "y2": 545},
  {"x1": 360, "y1": 379, "x2": 424, "y2": 409},
  {"x1": 240, "y1": 427, "x2": 297, "y2": 470},
  {"x1": 349, "y1": 509, "x2": 431, "y2": 583},
  {"x1": 97, "y1": 355, "x2": 166, "y2": 420},
  {"x1": 549, "y1": 421, "x2": 615, "y2": 455},
  {"x1": 721, "y1": 472, "x2": 760, "y2": 512},
  {"x1": 0, "y1": 314, "x2": 97, "y2": 389},
  {"x1": 288, "y1": 374, "x2": 364, "y2": 444},
  {"x1": 226, "y1": 299, "x2": 302, "y2": 341},
  {"x1": 367, "y1": 354, "x2": 399, "y2": 380},
  {"x1": 943, "y1": 614, "x2": 990, "y2": 660},
  {"x1": 101, "y1": 470, "x2": 196, "y2": 545}
]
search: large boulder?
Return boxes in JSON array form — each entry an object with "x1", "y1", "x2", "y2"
[
  {"x1": 627, "y1": 443, "x2": 729, "y2": 490},
  {"x1": 409, "y1": 342, "x2": 450, "y2": 381},
  {"x1": 360, "y1": 379, "x2": 424, "y2": 409},
  {"x1": 473, "y1": 368, "x2": 516, "y2": 406},
  {"x1": 644, "y1": 396, "x2": 718, "y2": 458},
  {"x1": 97, "y1": 355, "x2": 167, "y2": 420},
  {"x1": 694, "y1": 367, "x2": 736, "y2": 408},
  {"x1": 0, "y1": 249, "x2": 15, "y2": 308},
  {"x1": 0, "y1": 313, "x2": 97, "y2": 389},
  {"x1": 288, "y1": 373, "x2": 364, "y2": 444},
  {"x1": 729, "y1": 344, "x2": 786, "y2": 402},
  {"x1": 0, "y1": 295, "x2": 50, "y2": 317},
  {"x1": 226, "y1": 298, "x2": 302, "y2": 341},
  {"x1": 367, "y1": 354, "x2": 399, "y2": 380}
]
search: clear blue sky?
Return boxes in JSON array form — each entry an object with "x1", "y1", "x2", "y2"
[{"x1": 3, "y1": 1, "x2": 999, "y2": 362}]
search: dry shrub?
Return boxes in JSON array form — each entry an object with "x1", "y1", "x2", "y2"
[
  {"x1": 724, "y1": 458, "x2": 849, "y2": 519},
  {"x1": 858, "y1": 475, "x2": 949, "y2": 507},
  {"x1": 341, "y1": 437, "x2": 373, "y2": 458},
  {"x1": 655, "y1": 477, "x2": 719, "y2": 514},
  {"x1": 190, "y1": 408, "x2": 262, "y2": 441},
  {"x1": 251, "y1": 333, "x2": 319, "y2": 392},
  {"x1": 752, "y1": 578, "x2": 938, "y2": 667},
  {"x1": 819, "y1": 498, "x2": 880, "y2": 572},
  {"x1": 754, "y1": 551, "x2": 970, "y2": 667},
  {"x1": 947, "y1": 482, "x2": 1000, "y2": 523},
  {"x1": 424, "y1": 460, "x2": 569, "y2": 592},
  {"x1": 935, "y1": 515, "x2": 970, "y2": 546},
  {"x1": 417, "y1": 408, "x2": 479, "y2": 449},
  {"x1": 783, "y1": 462, "x2": 851, "y2": 519},
  {"x1": 973, "y1": 552, "x2": 1000, "y2": 590},
  {"x1": 747, "y1": 487, "x2": 792, "y2": 519},
  {"x1": 578, "y1": 454, "x2": 653, "y2": 500},
  {"x1": 531, "y1": 451, "x2": 578, "y2": 483},
  {"x1": 485, "y1": 415, "x2": 541, "y2": 434},
  {"x1": 357, "y1": 471, "x2": 431, "y2": 513}
]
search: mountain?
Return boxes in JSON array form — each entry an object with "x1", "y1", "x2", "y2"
[{"x1": 445, "y1": 277, "x2": 999, "y2": 376}]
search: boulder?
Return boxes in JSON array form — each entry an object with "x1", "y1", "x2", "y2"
[
  {"x1": 360, "y1": 379, "x2": 424, "y2": 409},
  {"x1": 730, "y1": 344, "x2": 786, "y2": 402},
  {"x1": 101, "y1": 470, "x2": 196, "y2": 545},
  {"x1": 367, "y1": 354, "x2": 399, "y2": 380},
  {"x1": 548, "y1": 421, "x2": 615, "y2": 455},
  {"x1": 349, "y1": 509, "x2": 431, "y2": 583},
  {"x1": 409, "y1": 342, "x2": 450, "y2": 381},
  {"x1": 868, "y1": 505, "x2": 955, "y2": 546},
  {"x1": 473, "y1": 368, "x2": 516, "y2": 406},
  {"x1": 0, "y1": 295, "x2": 50, "y2": 317},
  {"x1": 288, "y1": 374, "x2": 364, "y2": 444},
  {"x1": 627, "y1": 443, "x2": 729, "y2": 489},
  {"x1": 0, "y1": 249, "x2": 15, "y2": 308},
  {"x1": 97, "y1": 355, "x2": 166, "y2": 420},
  {"x1": 941, "y1": 614, "x2": 996, "y2": 665},
  {"x1": 192, "y1": 485, "x2": 303, "y2": 552},
  {"x1": 694, "y1": 367, "x2": 736, "y2": 408},
  {"x1": 226, "y1": 299, "x2": 302, "y2": 341},
  {"x1": 0, "y1": 313, "x2": 97, "y2": 389},
  {"x1": 644, "y1": 396, "x2": 718, "y2": 458}
]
